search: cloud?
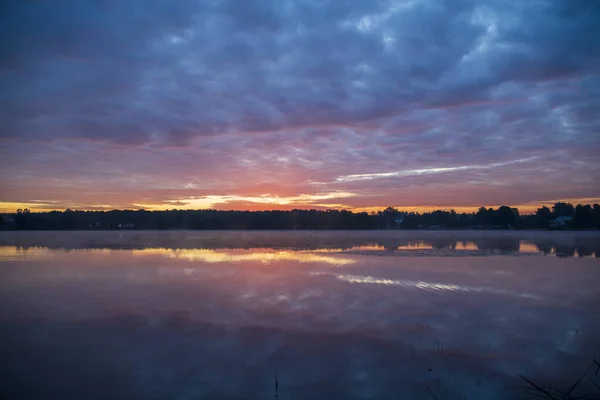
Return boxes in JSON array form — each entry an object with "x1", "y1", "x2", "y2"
[
  {"x1": 335, "y1": 156, "x2": 539, "y2": 182},
  {"x1": 0, "y1": 0, "x2": 599, "y2": 210}
]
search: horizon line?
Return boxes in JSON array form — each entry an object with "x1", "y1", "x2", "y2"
[{"x1": 3, "y1": 201, "x2": 599, "y2": 216}]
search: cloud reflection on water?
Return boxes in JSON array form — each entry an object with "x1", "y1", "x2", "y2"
[
  {"x1": 336, "y1": 274, "x2": 540, "y2": 299},
  {"x1": 0, "y1": 232, "x2": 599, "y2": 399},
  {"x1": 131, "y1": 248, "x2": 355, "y2": 266}
]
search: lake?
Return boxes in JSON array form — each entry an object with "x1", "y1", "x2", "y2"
[{"x1": 1, "y1": 231, "x2": 599, "y2": 399}]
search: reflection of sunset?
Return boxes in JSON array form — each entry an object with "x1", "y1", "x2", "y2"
[
  {"x1": 0, "y1": 246, "x2": 51, "y2": 261},
  {"x1": 518, "y1": 242, "x2": 542, "y2": 253},
  {"x1": 131, "y1": 248, "x2": 355, "y2": 266},
  {"x1": 311, "y1": 245, "x2": 385, "y2": 253},
  {"x1": 352, "y1": 245, "x2": 386, "y2": 251},
  {"x1": 0, "y1": 239, "x2": 594, "y2": 263},
  {"x1": 456, "y1": 242, "x2": 478, "y2": 251},
  {"x1": 0, "y1": 246, "x2": 123, "y2": 262},
  {"x1": 399, "y1": 241, "x2": 434, "y2": 250}
]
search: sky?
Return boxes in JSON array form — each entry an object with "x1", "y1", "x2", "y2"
[{"x1": 1, "y1": 0, "x2": 599, "y2": 214}]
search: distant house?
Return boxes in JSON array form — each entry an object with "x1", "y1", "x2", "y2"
[
  {"x1": 394, "y1": 217, "x2": 405, "y2": 228},
  {"x1": 549, "y1": 216, "x2": 572, "y2": 228},
  {"x1": 119, "y1": 222, "x2": 135, "y2": 230},
  {"x1": 89, "y1": 221, "x2": 102, "y2": 229},
  {"x1": 1, "y1": 215, "x2": 16, "y2": 230}
]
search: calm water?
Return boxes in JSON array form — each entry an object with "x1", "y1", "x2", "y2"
[{"x1": 1, "y1": 231, "x2": 599, "y2": 400}]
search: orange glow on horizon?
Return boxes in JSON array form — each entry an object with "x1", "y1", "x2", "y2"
[{"x1": 1, "y1": 197, "x2": 599, "y2": 215}]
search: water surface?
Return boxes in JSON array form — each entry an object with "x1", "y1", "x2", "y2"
[{"x1": 1, "y1": 231, "x2": 599, "y2": 399}]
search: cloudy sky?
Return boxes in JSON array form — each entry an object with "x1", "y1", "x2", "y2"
[{"x1": 1, "y1": 0, "x2": 599, "y2": 213}]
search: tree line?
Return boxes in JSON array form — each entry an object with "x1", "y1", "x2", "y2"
[{"x1": 1, "y1": 202, "x2": 599, "y2": 230}]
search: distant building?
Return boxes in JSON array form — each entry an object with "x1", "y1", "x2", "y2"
[
  {"x1": 119, "y1": 223, "x2": 135, "y2": 229},
  {"x1": 1, "y1": 215, "x2": 16, "y2": 230},
  {"x1": 89, "y1": 221, "x2": 102, "y2": 229},
  {"x1": 549, "y1": 216, "x2": 572, "y2": 228},
  {"x1": 394, "y1": 217, "x2": 404, "y2": 228}
]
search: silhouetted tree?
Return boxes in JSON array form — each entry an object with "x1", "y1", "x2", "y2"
[
  {"x1": 552, "y1": 202, "x2": 574, "y2": 218},
  {"x1": 380, "y1": 206, "x2": 401, "y2": 229},
  {"x1": 573, "y1": 204, "x2": 594, "y2": 229},
  {"x1": 475, "y1": 207, "x2": 504, "y2": 226},
  {"x1": 399, "y1": 213, "x2": 420, "y2": 229},
  {"x1": 14, "y1": 208, "x2": 31, "y2": 230},
  {"x1": 5, "y1": 203, "x2": 599, "y2": 231},
  {"x1": 495, "y1": 206, "x2": 515, "y2": 228},
  {"x1": 535, "y1": 206, "x2": 552, "y2": 228}
]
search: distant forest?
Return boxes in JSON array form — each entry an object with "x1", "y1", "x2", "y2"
[{"x1": 1, "y1": 202, "x2": 599, "y2": 231}]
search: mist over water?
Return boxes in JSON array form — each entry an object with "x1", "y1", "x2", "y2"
[{"x1": 1, "y1": 231, "x2": 599, "y2": 399}]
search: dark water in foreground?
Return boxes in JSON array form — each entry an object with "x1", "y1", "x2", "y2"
[{"x1": 1, "y1": 231, "x2": 599, "y2": 399}]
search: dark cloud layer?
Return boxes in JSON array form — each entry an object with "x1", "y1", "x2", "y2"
[{"x1": 0, "y1": 0, "x2": 599, "y2": 210}]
